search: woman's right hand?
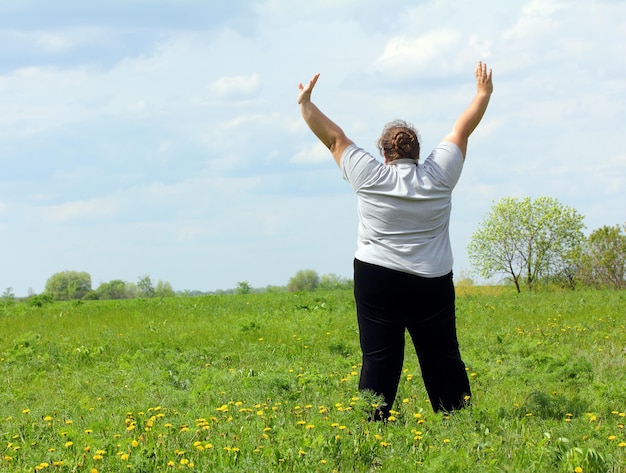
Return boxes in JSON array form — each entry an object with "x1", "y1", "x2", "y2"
[{"x1": 475, "y1": 61, "x2": 493, "y2": 96}]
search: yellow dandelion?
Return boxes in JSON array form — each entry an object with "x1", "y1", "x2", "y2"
[
  {"x1": 22, "y1": 408, "x2": 30, "y2": 414},
  {"x1": 131, "y1": 440, "x2": 139, "y2": 448},
  {"x1": 64, "y1": 441, "x2": 73, "y2": 448},
  {"x1": 618, "y1": 442, "x2": 626, "y2": 448},
  {"x1": 43, "y1": 415, "x2": 53, "y2": 422},
  {"x1": 574, "y1": 467, "x2": 583, "y2": 473},
  {"x1": 443, "y1": 439, "x2": 451, "y2": 444},
  {"x1": 608, "y1": 435, "x2": 616, "y2": 441},
  {"x1": 305, "y1": 424, "x2": 315, "y2": 430}
]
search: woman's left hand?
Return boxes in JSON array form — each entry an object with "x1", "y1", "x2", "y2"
[{"x1": 297, "y1": 73, "x2": 320, "y2": 105}]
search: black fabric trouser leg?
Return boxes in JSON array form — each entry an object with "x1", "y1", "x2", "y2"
[{"x1": 353, "y1": 259, "x2": 471, "y2": 416}]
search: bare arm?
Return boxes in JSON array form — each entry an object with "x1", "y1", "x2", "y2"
[
  {"x1": 298, "y1": 73, "x2": 353, "y2": 166},
  {"x1": 443, "y1": 61, "x2": 493, "y2": 158}
]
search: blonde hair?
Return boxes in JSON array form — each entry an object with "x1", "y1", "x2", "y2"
[{"x1": 377, "y1": 120, "x2": 421, "y2": 162}]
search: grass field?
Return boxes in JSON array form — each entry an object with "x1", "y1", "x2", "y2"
[{"x1": 1, "y1": 288, "x2": 625, "y2": 472}]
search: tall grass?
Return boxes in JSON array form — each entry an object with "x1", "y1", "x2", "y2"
[{"x1": 1, "y1": 289, "x2": 624, "y2": 472}]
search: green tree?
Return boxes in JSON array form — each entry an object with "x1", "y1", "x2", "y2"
[
  {"x1": 155, "y1": 280, "x2": 175, "y2": 298},
  {"x1": 137, "y1": 275, "x2": 155, "y2": 298},
  {"x1": 468, "y1": 197, "x2": 585, "y2": 293},
  {"x1": 236, "y1": 281, "x2": 251, "y2": 294},
  {"x1": 287, "y1": 269, "x2": 320, "y2": 292},
  {"x1": 578, "y1": 223, "x2": 626, "y2": 289},
  {"x1": 318, "y1": 273, "x2": 352, "y2": 291},
  {"x1": 1, "y1": 287, "x2": 15, "y2": 306},
  {"x1": 45, "y1": 271, "x2": 92, "y2": 300},
  {"x1": 96, "y1": 280, "x2": 130, "y2": 300}
]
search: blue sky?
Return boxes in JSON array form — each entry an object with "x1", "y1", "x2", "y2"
[{"x1": 1, "y1": 0, "x2": 625, "y2": 296}]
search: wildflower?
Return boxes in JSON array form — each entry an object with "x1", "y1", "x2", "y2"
[
  {"x1": 574, "y1": 468, "x2": 583, "y2": 473},
  {"x1": 22, "y1": 408, "x2": 30, "y2": 414},
  {"x1": 443, "y1": 439, "x2": 451, "y2": 444},
  {"x1": 618, "y1": 442, "x2": 626, "y2": 448},
  {"x1": 65, "y1": 441, "x2": 73, "y2": 448},
  {"x1": 131, "y1": 440, "x2": 139, "y2": 448},
  {"x1": 380, "y1": 441, "x2": 391, "y2": 447},
  {"x1": 305, "y1": 424, "x2": 315, "y2": 430},
  {"x1": 120, "y1": 453, "x2": 130, "y2": 461},
  {"x1": 43, "y1": 415, "x2": 53, "y2": 422},
  {"x1": 608, "y1": 435, "x2": 616, "y2": 441},
  {"x1": 85, "y1": 429, "x2": 93, "y2": 434}
]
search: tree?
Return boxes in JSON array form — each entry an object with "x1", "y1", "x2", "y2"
[
  {"x1": 578, "y1": 223, "x2": 626, "y2": 289},
  {"x1": 96, "y1": 280, "x2": 131, "y2": 300},
  {"x1": 468, "y1": 197, "x2": 585, "y2": 292},
  {"x1": 155, "y1": 280, "x2": 175, "y2": 298},
  {"x1": 318, "y1": 273, "x2": 352, "y2": 291},
  {"x1": 236, "y1": 281, "x2": 251, "y2": 294},
  {"x1": 1, "y1": 287, "x2": 15, "y2": 305},
  {"x1": 45, "y1": 271, "x2": 92, "y2": 300},
  {"x1": 287, "y1": 269, "x2": 320, "y2": 292},
  {"x1": 137, "y1": 275, "x2": 155, "y2": 298}
]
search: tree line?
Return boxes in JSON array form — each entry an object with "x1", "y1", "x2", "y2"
[
  {"x1": 0, "y1": 270, "x2": 354, "y2": 305},
  {"x1": 468, "y1": 196, "x2": 625, "y2": 292},
  {"x1": 2, "y1": 195, "x2": 623, "y2": 304}
]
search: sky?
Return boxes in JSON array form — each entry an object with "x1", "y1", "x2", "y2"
[{"x1": 1, "y1": 0, "x2": 625, "y2": 296}]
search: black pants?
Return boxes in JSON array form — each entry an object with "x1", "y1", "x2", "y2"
[{"x1": 353, "y1": 259, "x2": 471, "y2": 417}]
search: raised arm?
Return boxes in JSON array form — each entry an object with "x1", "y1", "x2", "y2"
[
  {"x1": 298, "y1": 73, "x2": 353, "y2": 166},
  {"x1": 443, "y1": 61, "x2": 493, "y2": 158}
]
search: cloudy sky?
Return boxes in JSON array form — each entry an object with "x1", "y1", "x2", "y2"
[{"x1": 1, "y1": 0, "x2": 624, "y2": 296}]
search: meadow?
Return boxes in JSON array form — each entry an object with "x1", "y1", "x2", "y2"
[{"x1": 0, "y1": 288, "x2": 624, "y2": 472}]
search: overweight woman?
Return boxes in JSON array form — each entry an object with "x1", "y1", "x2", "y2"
[{"x1": 298, "y1": 62, "x2": 493, "y2": 419}]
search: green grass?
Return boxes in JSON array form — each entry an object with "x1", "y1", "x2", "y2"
[{"x1": 1, "y1": 289, "x2": 625, "y2": 472}]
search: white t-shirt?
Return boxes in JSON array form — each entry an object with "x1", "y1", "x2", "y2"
[{"x1": 341, "y1": 141, "x2": 464, "y2": 277}]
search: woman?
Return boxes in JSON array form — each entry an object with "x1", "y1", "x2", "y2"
[{"x1": 298, "y1": 62, "x2": 493, "y2": 418}]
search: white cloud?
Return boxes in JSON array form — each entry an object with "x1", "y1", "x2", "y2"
[
  {"x1": 290, "y1": 142, "x2": 330, "y2": 165},
  {"x1": 370, "y1": 29, "x2": 462, "y2": 75},
  {"x1": 503, "y1": 0, "x2": 566, "y2": 41},
  {"x1": 209, "y1": 73, "x2": 261, "y2": 99}
]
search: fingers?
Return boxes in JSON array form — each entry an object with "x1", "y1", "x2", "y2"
[{"x1": 475, "y1": 61, "x2": 492, "y2": 81}]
